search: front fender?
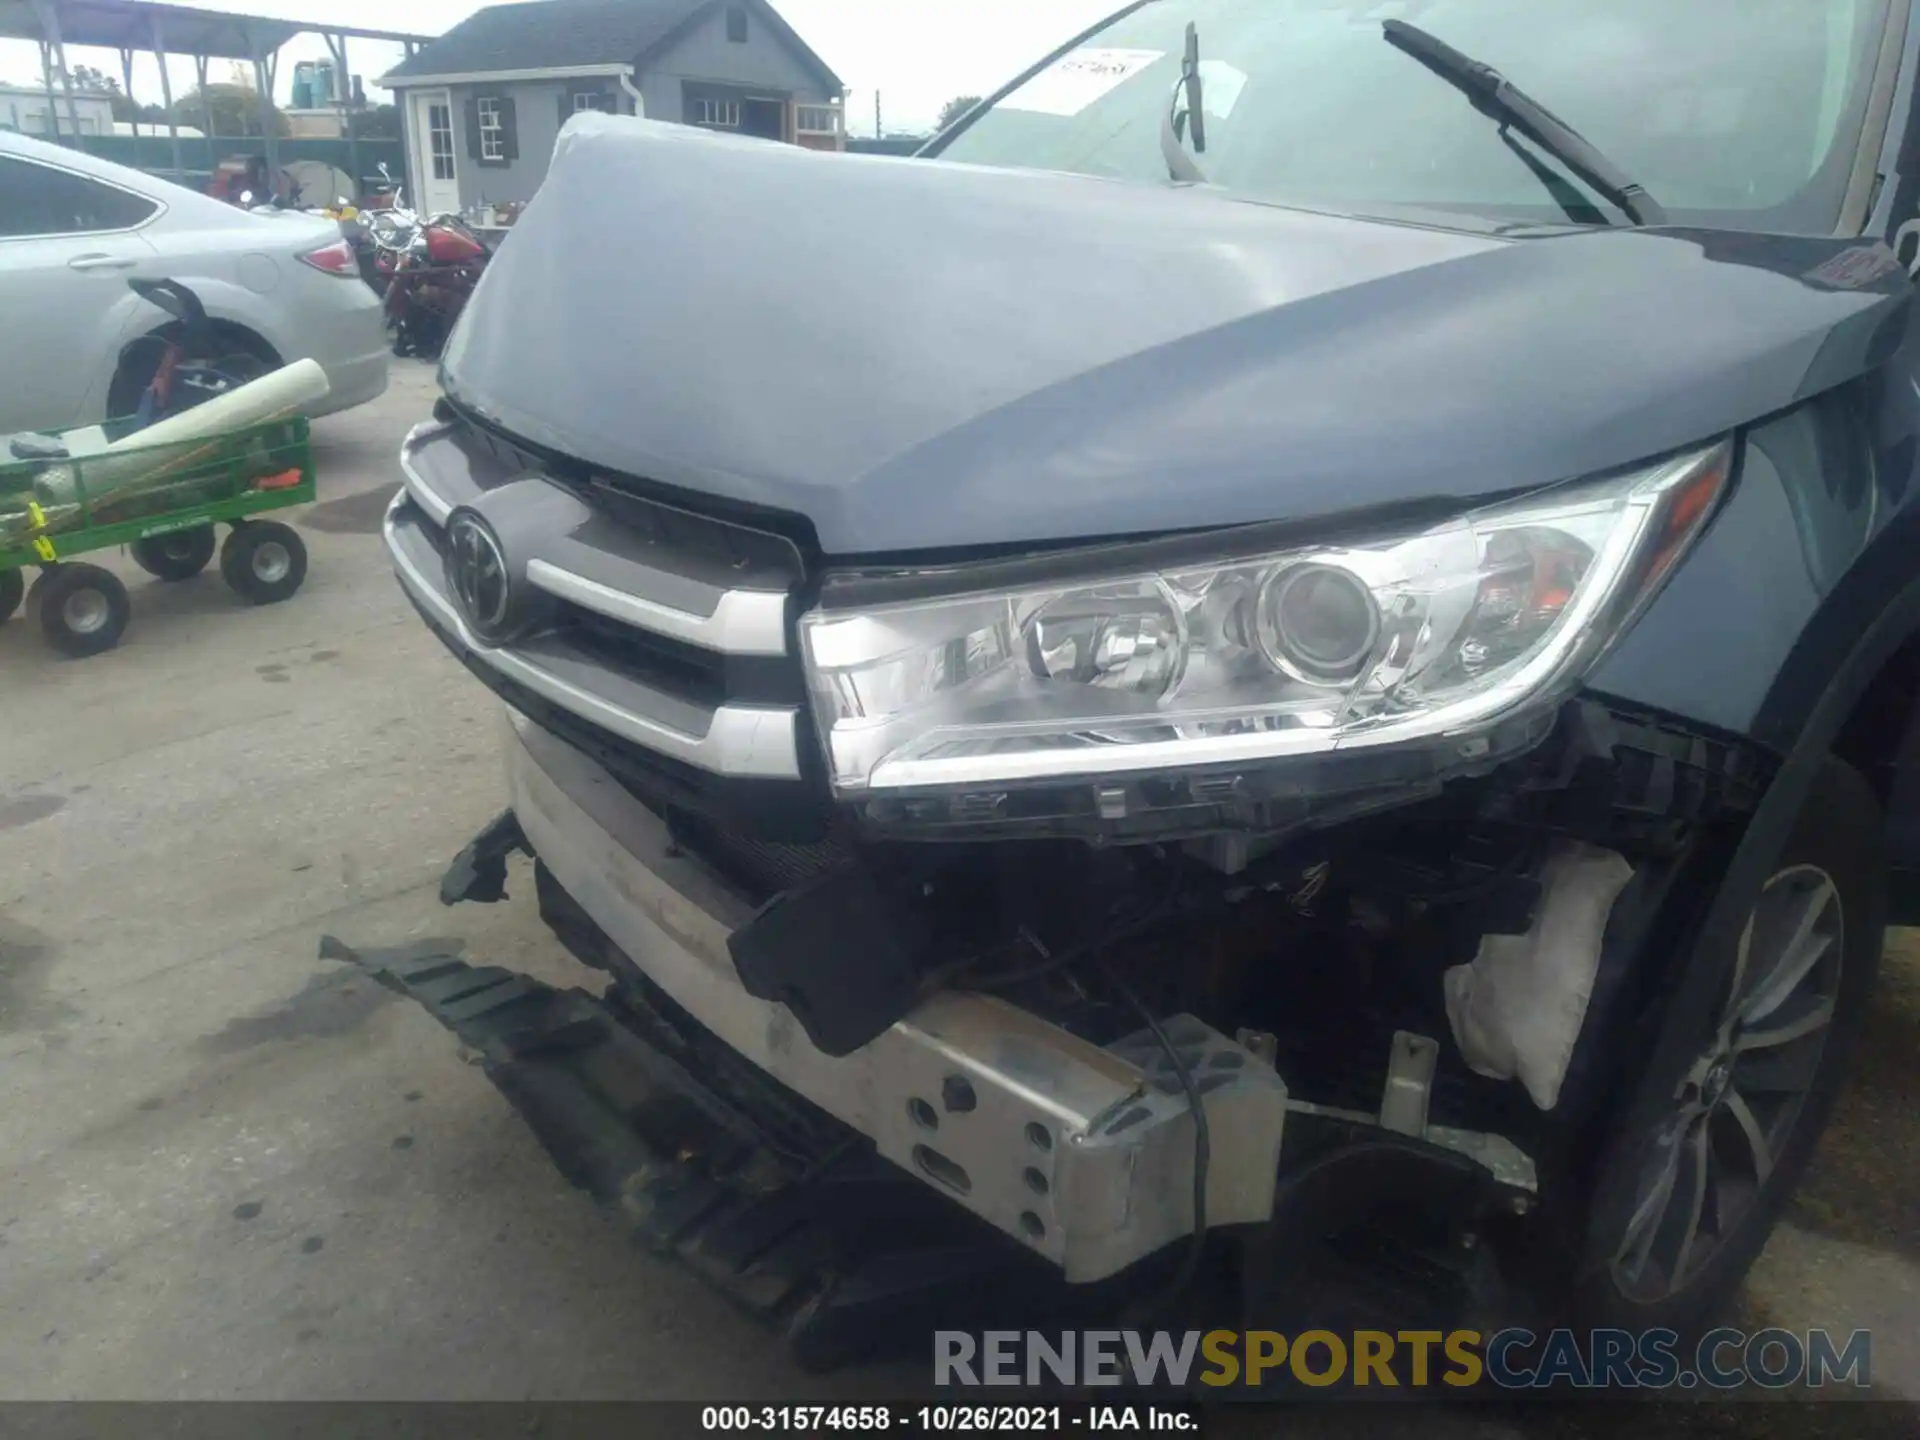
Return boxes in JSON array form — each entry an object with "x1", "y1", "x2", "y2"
[
  {"x1": 1584, "y1": 319, "x2": 1920, "y2": 1169},
  {"x1": 1586, "y1": 374, "x2": 1901, "y2": 746}
]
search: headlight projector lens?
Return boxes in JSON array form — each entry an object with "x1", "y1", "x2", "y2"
[
  {"x1": 1258, "y1": 563, "x2": 1380, "y2": 683},
  {"x1": 1024, "y1": 583, "x2": 1187, "y2": 697}
]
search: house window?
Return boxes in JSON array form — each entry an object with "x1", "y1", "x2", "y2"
[
  {"x1": 726, "y1": 5, "x2": 748, "y2": 42},
  {"x1": 478, "y1": 97, "x2": 506, "y2": 161},
  {"x1": 572, "y1": 91, "x2": 606, "y2": 113},
  {"x1": 692, "y1": 97, "x2": 740, "y2": 129},
  {"x1": 429, "y1": 102, "x2": 455, "y2": 180},
  {"x1": 795, "y1": 104, "x2": 838, "y2": 135}
]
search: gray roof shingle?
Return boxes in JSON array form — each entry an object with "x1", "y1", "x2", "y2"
[{"x1": 384, "y1": 0, "x2": 841, "y2": 90}]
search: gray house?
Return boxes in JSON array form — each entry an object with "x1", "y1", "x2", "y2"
[{"x1": 380, "y1": 0, "x2": 846, "y2": 214}]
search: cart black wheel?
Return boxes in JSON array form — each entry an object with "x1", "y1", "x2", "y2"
[
  {"x1": 38, "y1": 563, "x2": 130, "y2": 657},
  {"x1": 0, "y1": 568, "x2": 22, "y2": 624},
  {"x1": 26, "y1": 567, "x2": 55, "y2": 615},
  {"x1": 131, "y1": 526, "x2": 217, "y2": 581},
  {"x1": 221, "y1": 521, "x2": 307, "y2": 604}
]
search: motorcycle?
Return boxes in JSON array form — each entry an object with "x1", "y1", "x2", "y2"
[
  {"x1": 361, "y1": 178, "x2": 491, "y2": 359},
  {"x1": 337, "y1": 163, "x2": 398, "y2": 296}
]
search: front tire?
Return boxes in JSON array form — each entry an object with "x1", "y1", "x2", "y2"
[
  {"x1": 131, "y1": 526, "x2": 216, "y2": 581},
  {"x1": 0, "y1": 568, "x2": 22, "y2": 624},
  {"x1": 221, "y1": 521, "x2": 307, "y2": 604},
  {"x1": 1573, "y1": 757, "x2": 1883, "y2": 1336},
  {"x1": 38, "y1": 563, "x2": 131, "y2": 657}
]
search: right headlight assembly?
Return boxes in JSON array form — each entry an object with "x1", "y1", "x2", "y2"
[{"x1": 800, "y1": 442, "x2": 1730, "y2": 798}]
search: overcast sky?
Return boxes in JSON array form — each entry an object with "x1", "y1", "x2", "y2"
[{"x1": 0, "y1": 0, "x2": 1119, "y2": 136}]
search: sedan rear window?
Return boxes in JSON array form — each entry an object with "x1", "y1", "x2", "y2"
[{"x1": 0, "y1": 156, "x2": 159, "y2": 238}]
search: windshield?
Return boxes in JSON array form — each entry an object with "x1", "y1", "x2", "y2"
[{"x1": 931, "y1": 0, "x2": 1893, "y2": 234}]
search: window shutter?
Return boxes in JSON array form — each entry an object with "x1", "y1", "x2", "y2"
[
  {"x1": 499, "y1": 95, "x2": 520, "y2": 160},
  {"x1": 464, "y1": 97, "x2": 483, "y2": 159},
  {"x1": 559, "y1": 90, "x2": 571, "y2": 126}
]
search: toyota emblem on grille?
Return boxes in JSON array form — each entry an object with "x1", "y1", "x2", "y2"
[{"x1": 446, "y1": 510, "x2": 513, "y2": 640}]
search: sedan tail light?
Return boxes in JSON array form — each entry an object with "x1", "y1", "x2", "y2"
[{"x1": 299, "y1": 239, "x2": 360, "y2": 276}]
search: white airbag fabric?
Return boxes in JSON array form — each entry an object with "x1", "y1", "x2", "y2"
[{"x1": 1443, "y1": 841, "x2": 1634, "y2": 1111}]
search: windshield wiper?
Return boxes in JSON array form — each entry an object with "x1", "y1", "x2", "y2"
[
  {"x1": 1160, "y1": 21, "x2": 1209, "y2": 183},
  {"x1": 1381, "y1": 18, "x2": 1666, "y2": 226}
]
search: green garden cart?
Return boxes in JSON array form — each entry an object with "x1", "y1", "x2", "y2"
[{"x1": 0, "y1": 415, "x2": 315, "y2": 658}]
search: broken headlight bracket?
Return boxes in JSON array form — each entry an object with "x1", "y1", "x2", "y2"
[{"x1": 1497, "y1": 699, "x2": 1768, "y2": 835}]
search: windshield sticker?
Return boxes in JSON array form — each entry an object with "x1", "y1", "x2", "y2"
[
  {"x1": 1803, "y1": 245, "x2": 1903, "y2": 291},
  {"x1": 1199, "y1": 60, "x2": 1248, "y2": 120},
  {"x1": 1000, "y1": 47, "x2": 1166, "y2": 117}
]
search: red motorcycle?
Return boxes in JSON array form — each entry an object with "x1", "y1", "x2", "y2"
[{"x1": 364, "y1": 201, "x2": 491, "y2": 359}]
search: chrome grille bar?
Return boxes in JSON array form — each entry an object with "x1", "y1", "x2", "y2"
[
  {"x1": 524, "y1": 558, "x2": 789, "y2": 657},
  {"x1": 400, "y1": 422, "x2": 794, "y2": 659},
  {"x1": 385, "y1": 494, "x2": 803, "y2": 780}
]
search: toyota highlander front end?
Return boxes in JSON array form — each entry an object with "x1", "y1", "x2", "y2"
[{"x1": 378, "y1": 0, "x2": 1916, "y2": 1361}]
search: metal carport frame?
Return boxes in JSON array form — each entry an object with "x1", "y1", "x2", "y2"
[{"x1": 0, "y1": 0, "x2": 432, "y2": 188}]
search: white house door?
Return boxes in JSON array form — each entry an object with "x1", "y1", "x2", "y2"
[{"x1": 410, "y1": 90, "x2": 460, "y2": 215}]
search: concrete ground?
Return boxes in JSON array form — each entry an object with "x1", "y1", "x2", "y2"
[{"x1": 0, "y1": 365, "x2": 1914, "y2": 1418}]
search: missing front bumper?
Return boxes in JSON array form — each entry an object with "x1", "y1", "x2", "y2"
[{"x1": 479, "y1": 710, "x2": 1291, "y2": 1283}]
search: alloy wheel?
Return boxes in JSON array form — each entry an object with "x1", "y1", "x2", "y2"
[{"x1": 1610, "y1": 864, "x2": 1844, "y2": 1302}]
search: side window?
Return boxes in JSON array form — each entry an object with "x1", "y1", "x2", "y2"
[
  {"x1": 0, "y1": 156, "x2": 157, "y2": 238},
  {"x1": 563, "y1": 88, "x2": 617, "y2": 123},
  {"x1": 726, "y1": 5, "x2": 748, "y2": 43},
  {"x1": 478, "y1": 98, "x2": 506, "y2": 161},
  {"x1": 467, "y1": 94, "x2": 519, "y2": 167}
]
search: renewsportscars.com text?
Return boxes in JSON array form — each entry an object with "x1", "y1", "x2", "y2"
[{"x1": 934, "y1": 1327, "x2": 1872, "y2": 1391}]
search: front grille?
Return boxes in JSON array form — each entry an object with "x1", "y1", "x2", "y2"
[
  {"x1": 563, "y1": 602, "x2": 733, "y2": 709},
  {"x1": 586, "y1": 478, "x2": 802, "y2": 590},
  {"x1": 389, "y1": 413, "x2": 830, "y2": 849},
  {"x1": 563, "y1": 602, "x2": 804, "y2": 707}
]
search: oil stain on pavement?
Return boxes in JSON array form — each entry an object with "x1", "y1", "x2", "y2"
[
  {"x1": 0, "y1": 914, "x2": 74, "y2": 1034},
  {"x1": 0, "y1": 793, "x2": 65, "y2": 832},
  {"x1": 194, "y1": 967, "x2": 396, "y2": 1057},
  {"x1": 303, "y1": 483, "x2": 402, "y2": 535}
]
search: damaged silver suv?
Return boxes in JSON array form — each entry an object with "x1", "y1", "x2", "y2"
[{"x1": 376, "y1": 0, "x2": 1920, "y2": 1366}]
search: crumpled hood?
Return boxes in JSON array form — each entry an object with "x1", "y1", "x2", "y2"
[{"x1": 443, "y1": 112, "x2": 1909, "y2": 556}]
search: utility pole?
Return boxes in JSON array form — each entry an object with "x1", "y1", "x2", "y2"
[{"x1": 874, "y1": 90, "x2": 881, "y2": 139}]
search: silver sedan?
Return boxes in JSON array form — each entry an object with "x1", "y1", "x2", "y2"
[{"x1": 0, "y1": 130, "x2": 389, "y2": 436}]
